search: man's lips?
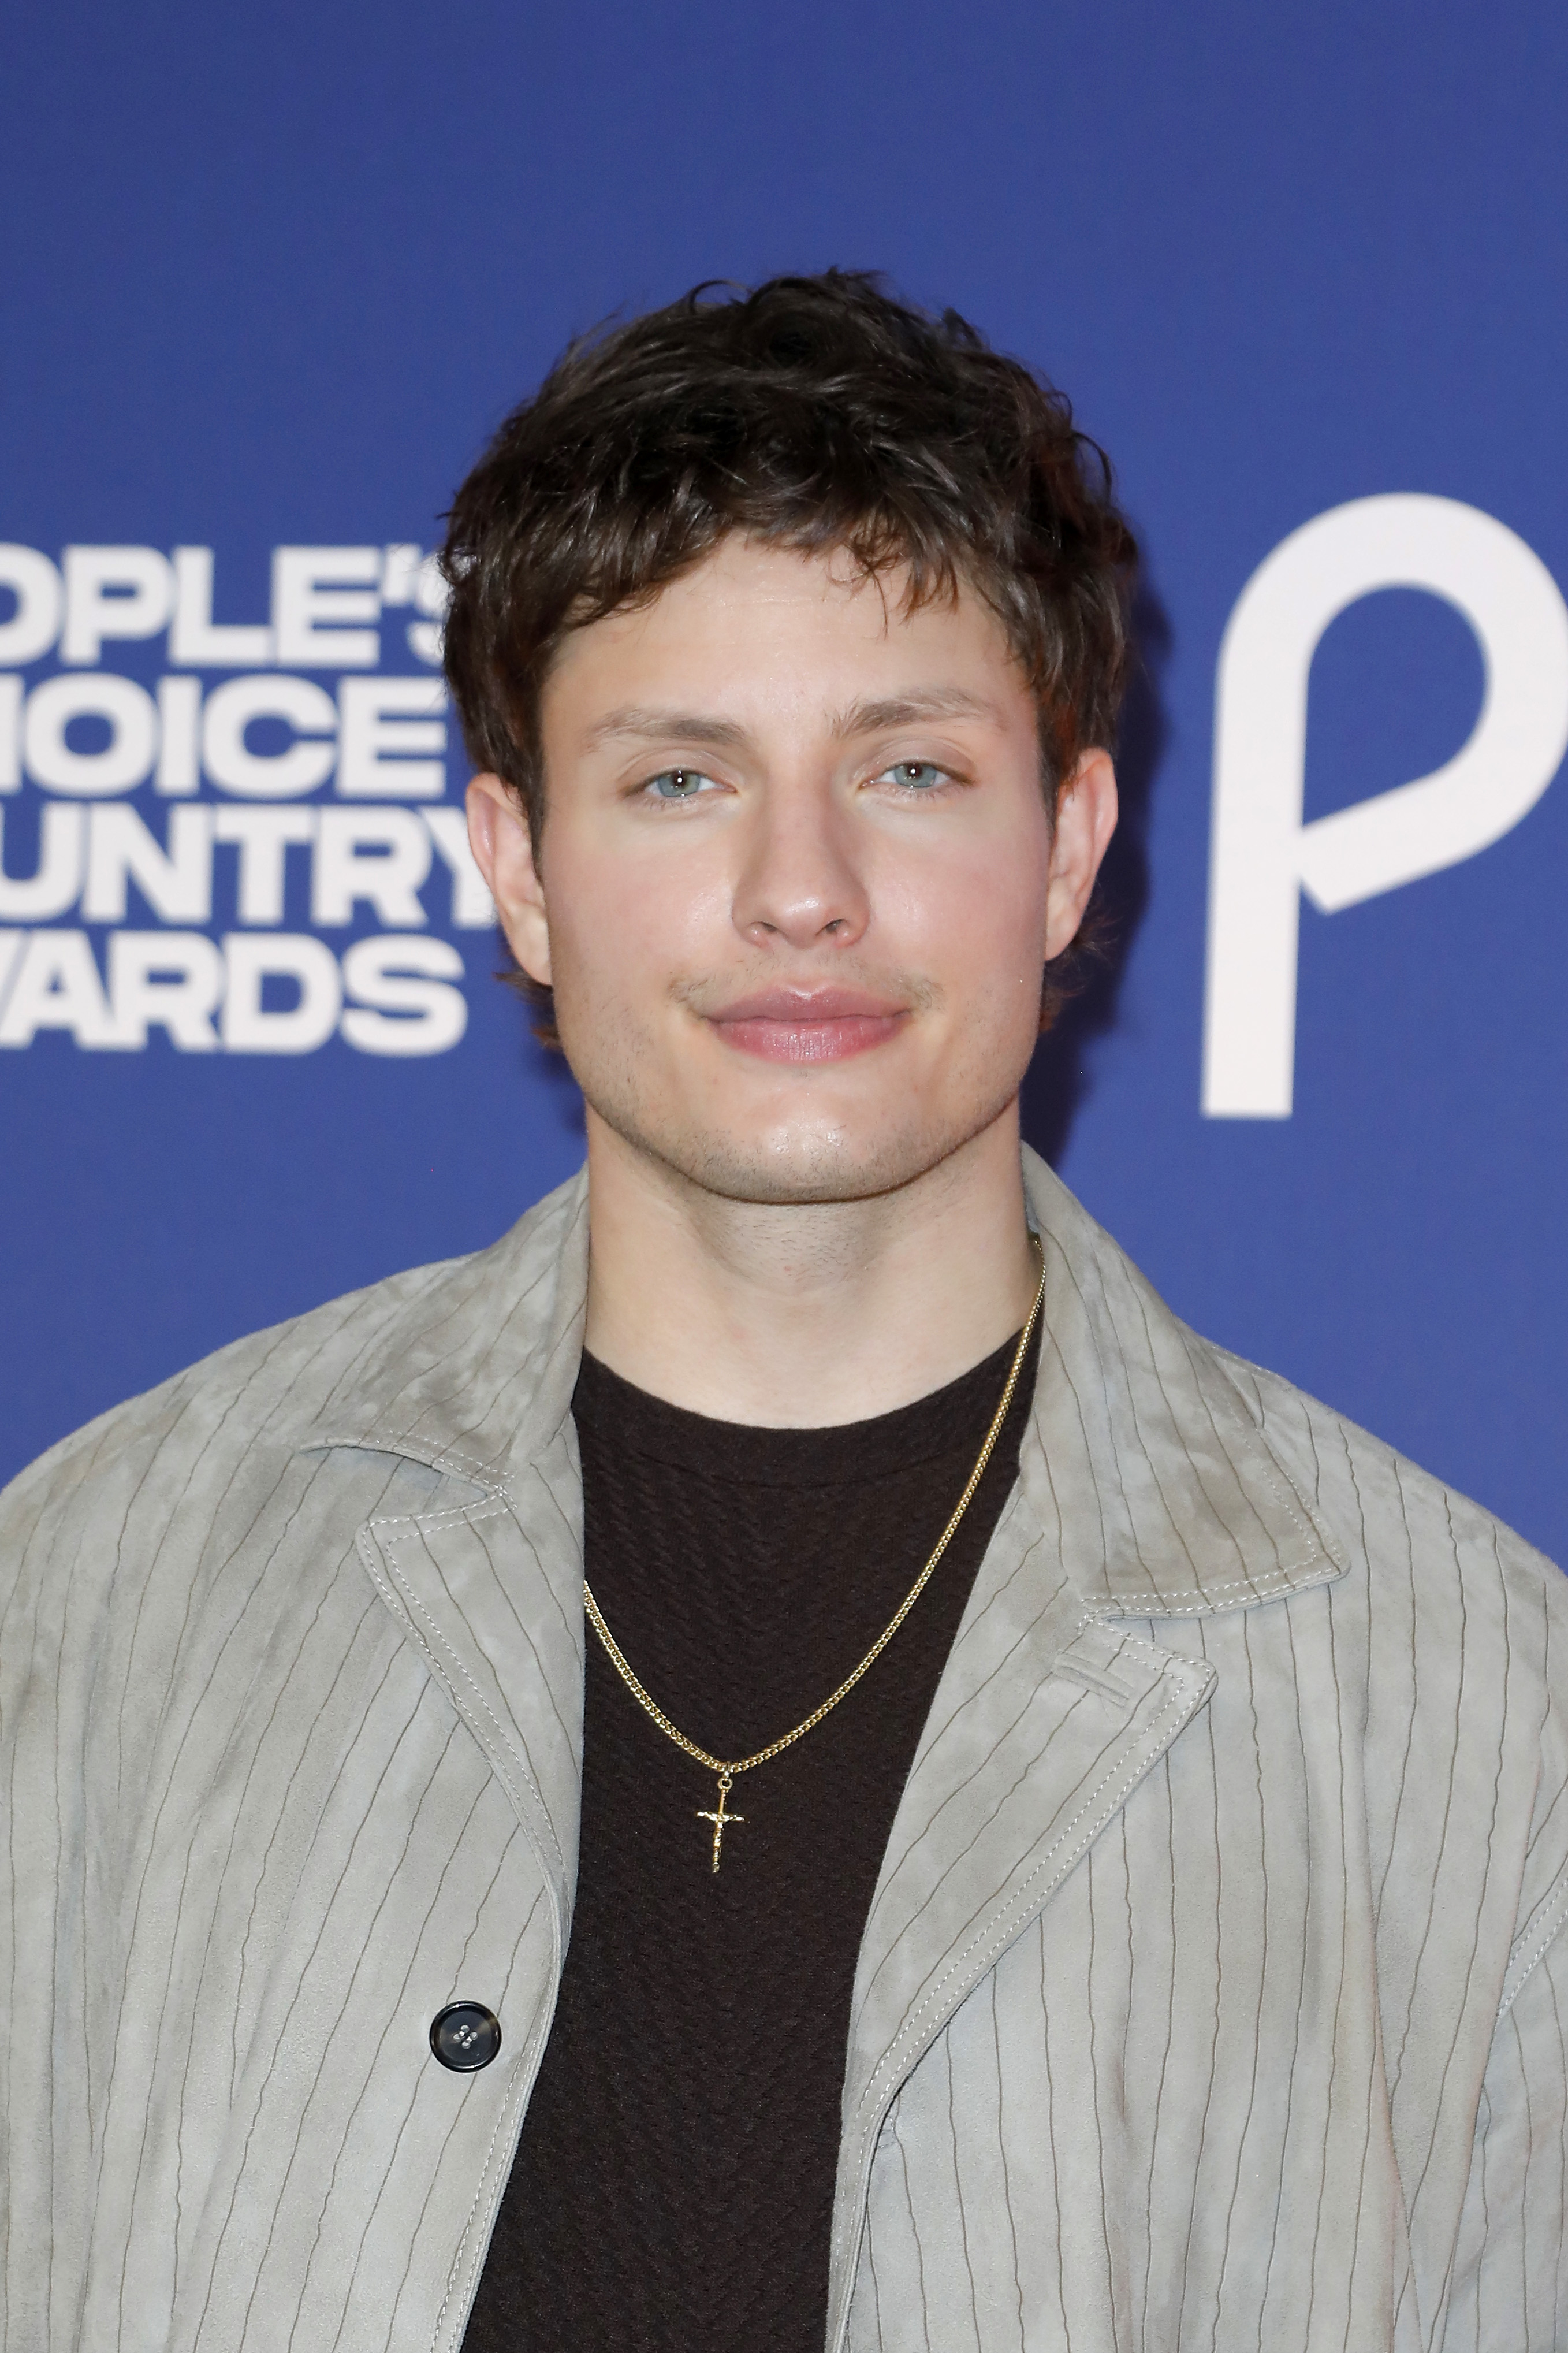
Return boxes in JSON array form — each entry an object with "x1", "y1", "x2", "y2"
[{"x1": 703, "y1": 989, "x2": 911, "y2": 1064}]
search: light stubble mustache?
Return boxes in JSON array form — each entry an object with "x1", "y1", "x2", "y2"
[{"x1": 668, "y1": 965, "x2": 945, "y2": 1023}]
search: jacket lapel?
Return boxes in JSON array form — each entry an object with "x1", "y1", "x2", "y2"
[
  {"x1": 825, "y1": 1148, "x2": 1350, "y2": 2350},
  {"x1": 303, "y1": 1172, "x2": 593, "y2": 1939},
  {"x1": 826, "y1": 1493, "x2": 1217, "y2": 2350}
]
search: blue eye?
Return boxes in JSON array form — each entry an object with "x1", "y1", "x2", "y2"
[
  {"x1": 882, "y1": 761, "x2": 948, "y2": 791},
  {"x1": 646, "y1": 767, "x2": 713, "y2": 801}
]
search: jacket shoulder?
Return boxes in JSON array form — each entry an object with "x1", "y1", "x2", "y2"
[
  {"x1": 1212, "y1": 1343, "x2": 1568, "y2": 1953},
  {"x1": 0, "y1": 1247, "x2": 469, "y2": 1573},
  {"x1": 1213, "y1": 1344, "x2": 1568, "y2": 2010},
  {"x1": 1208, "y1": 1340, "x2": 1561, "y2": 1597}
]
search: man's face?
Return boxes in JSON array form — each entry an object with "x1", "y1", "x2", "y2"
[{"x1": 471, "y1": 537, "x2": 1115, "y2": 1206}]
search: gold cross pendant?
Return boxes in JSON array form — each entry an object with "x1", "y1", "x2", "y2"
[{"x1": 697, "y1": 1772, "x2": 746, "y2": 1872}]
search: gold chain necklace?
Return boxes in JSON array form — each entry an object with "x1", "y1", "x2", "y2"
[{"x1": 583, "y1": 1239, "x2": 1046, "y2": 1871}]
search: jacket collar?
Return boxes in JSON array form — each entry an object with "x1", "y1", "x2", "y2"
[
  {"x1": 303, "y1": 1166, "x2": 591, "y2": 1486},
  {"x1": 1015, "y1": 1149, "x2": 1343, "y2": 1616},
  {"x1": 304, "y1": 1146, "x2": 1343, "y2": 1625},
  {"x1": 302, "y1": 1172, "x2": 594, "y2": 1943}
]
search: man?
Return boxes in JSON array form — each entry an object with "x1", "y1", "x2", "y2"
[{"x1": 3, "y1": 273, "x2": 1566, "y2": 2353}]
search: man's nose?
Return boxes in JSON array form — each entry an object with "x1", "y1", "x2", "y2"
[{"x1": 730, "y1": 786, "x2": 871, "y2": 951}]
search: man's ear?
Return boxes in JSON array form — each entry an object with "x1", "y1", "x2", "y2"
[
  {"x1": 467, "y1": 773, "x2": 552, "y2": 987},
  {"x1": 1043, "y1": 749, "x2": 1118, "y2": 961}
]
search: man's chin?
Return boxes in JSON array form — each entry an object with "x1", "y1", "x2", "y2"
[
  {"x1": 607, "y1": 1110, "x2": 982, "y2": 1209},
  {"x1": 671, "y1": 1147, "x2": 921, "y2": 1209}
]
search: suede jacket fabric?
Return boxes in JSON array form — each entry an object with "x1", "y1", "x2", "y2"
[{"x1": 3, "y1": 1147, "x2": 1567, "y2": 2352}]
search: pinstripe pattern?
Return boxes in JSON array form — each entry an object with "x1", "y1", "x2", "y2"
[{"x1": 2, "y1": 1150, "x2": 1565, "y2": 2348}]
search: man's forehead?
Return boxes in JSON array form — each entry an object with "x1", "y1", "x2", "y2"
[{"x1": 544, "y1": 538, "x2": 1027, "y2": 741}]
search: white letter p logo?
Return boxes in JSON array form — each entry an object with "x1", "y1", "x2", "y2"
[{"x1": 1202, "y1": 494, "x2": 1568, "y2": 1116}]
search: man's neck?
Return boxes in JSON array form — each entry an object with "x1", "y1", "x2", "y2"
[{"x1": 579, "y1": 1107, "x2": 1039, "y2": 1427}]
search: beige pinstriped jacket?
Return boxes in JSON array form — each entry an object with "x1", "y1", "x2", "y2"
[{"x1": 3, "y1": 1148, "x2": 1567, "y2": 2351}]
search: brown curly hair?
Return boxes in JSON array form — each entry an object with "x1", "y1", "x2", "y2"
[{"x1": 441, "y1": 270, "x2": 1137, "y2": 1035}]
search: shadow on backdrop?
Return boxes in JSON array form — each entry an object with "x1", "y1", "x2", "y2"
[{"x1": 1021, "y1": 579, "x2": 1171, "y2": 1166}]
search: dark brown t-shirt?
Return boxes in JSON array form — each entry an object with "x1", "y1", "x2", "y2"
[{"x1": 461, "y1": 1324, "x2": 1037, "y2": 2353}]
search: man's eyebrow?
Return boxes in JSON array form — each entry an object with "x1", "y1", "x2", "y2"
[
  {"x1": 580, "y1": 707, "x2": 753, "y2": 753},
  {"x1": 832, "y1": 687, "x2": 1002, "y2": 734},
  {"x1": 579, "y1": 687, "x2": 1001, "y2": 754}
]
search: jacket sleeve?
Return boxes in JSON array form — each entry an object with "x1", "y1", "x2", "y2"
[
  {"x1": 0, "y1": 1375, "x2": 233, "y2": 2347},
  {"x1": 1439, "y1": 1887, "x2": 1568, "y2": 2350},
  {"x1": 0, "y1": 1436, "x2": 104, "y2": 2350}
]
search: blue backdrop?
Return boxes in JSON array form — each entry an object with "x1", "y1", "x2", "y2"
[{"x1": 4, "y1": 1, "x2": 1566, "y2": 1563}]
